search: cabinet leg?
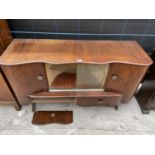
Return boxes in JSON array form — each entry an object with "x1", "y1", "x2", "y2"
[
  {"x1": 32, "y1": 103, "x2": 36, "y2": 112},
  {"x1": 141, "y1": 108, "x2": 150, "y2": 114},
  {"x1": 137, "y1": 100, "x2": 150, "y2": 114},
  {"x1": 114, "y1": 105, "x2": 118, "y2": 110},
  {"x1": 13, "y1": 103, "x2": 22, "y2": 111}
]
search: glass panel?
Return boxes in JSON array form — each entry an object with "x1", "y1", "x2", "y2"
[
  {"x1": 46, "y1": 63, "x2": 109, "y2": 90},
  {"x1": 77, "y1": 64, "x2": 109, "y2": 88}
]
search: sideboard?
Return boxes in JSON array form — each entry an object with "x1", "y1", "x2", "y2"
[{"x1": 0, "y1": 39, "x2": 152, "y2": 110}]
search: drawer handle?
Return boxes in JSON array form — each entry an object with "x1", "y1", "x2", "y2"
[
  {"x1": 111, "y1": 74, "x2": 118, "y2": 80},
  {"x1": 51, "y1": 113, "x2": 55, "y2": 118},
  {"x1": 98, "y1": 99, "x2": 103, "y2": 104},
  {"x1": 37, "y1": 74, "x2": 44, "y2": 81}
]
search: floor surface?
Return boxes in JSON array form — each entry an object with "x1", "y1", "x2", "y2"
[{"x1": 0, "y1": 97, "x2": 155, "y2": 135}]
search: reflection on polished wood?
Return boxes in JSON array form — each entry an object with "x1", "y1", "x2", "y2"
[
  {"x1": 0, "y1": 39, "x2": 152, "y2": 106},
  {"x1": 0, "y1": 39, "x2": 152, "y2": 65},
  {"x1": 32, "y1": 111, "x2": 73, "y2": 125},
  {"x1": 0, "y1": 20, "x2": 12, "y2": 55}
]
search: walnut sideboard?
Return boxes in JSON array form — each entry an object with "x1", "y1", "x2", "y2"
[{"x1": 0, "y1": 39, "x2": 152, "y2": 110}]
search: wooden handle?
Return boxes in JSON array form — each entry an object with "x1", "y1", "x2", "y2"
[
  {"x1": 37, "y1": 74, "x2": 44, "y2": 81},
  {"x1": 111, "y1": 74, "x2": 118, "y2": 80}
]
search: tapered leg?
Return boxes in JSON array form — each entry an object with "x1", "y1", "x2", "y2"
[
  {"x1": 13, "y1": 102, "x2": 22, "y2": 111},
  {"x1": 114, "y1": 105, "x2": 118, "y2": 110},
  {"x1": 32, "y1": 103, "x2": 36, "y2": 112}
]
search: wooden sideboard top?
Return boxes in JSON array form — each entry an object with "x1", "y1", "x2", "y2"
[{"x1": 0, "y1": 39, "x2": 152, "y2": 66}]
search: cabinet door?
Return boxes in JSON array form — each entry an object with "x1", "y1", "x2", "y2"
[
  {"x1": 105, "y1": 63, "x2": 148, "y2": 103},
  {"x1": 2, "y1": 63, "x2": 48, "y2": 105},
  {"x1": 0, "y1": 20, "x2": 12, "y2": 54}
]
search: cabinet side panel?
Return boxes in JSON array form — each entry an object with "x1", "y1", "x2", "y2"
[
  {"x1": 2, "y1": 64, "x2": 48, "y2": 105},
  {"x1": 0, "y1": 71, "x2": 15, "y2": 103},
  {"x1": 105, "y1": 63, "x2": 149, "y2": 103}
]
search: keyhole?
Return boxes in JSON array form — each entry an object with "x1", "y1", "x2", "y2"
[{"x1": 98, "y1": 99, "x2": 103, "y2": 104}]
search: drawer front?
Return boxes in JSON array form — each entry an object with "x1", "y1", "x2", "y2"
[
  {"x1": 105, "y1": 63, "x2": 149, "y2": 103},
  {"x1": 2, "y1": 63, "x2": 48, "y2": 105},
  {"x1": 29, "y1": 91, "x2": 122, "y2": 106},
  {"x1": 77, "y1": 96, "x2": 122, "y2": 106},
  {"x1": 0, "y1": 70, "x2": 15, "y2": 103}
]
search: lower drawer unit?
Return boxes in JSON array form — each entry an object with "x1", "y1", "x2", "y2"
[
  {"x1": 77, "y1": 96, "x2": 122, "y2": 106},
  {"x1": 29, "y1": 91, "x2": 122, "y2": 107}
]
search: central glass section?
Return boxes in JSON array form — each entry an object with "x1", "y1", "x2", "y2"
[{"x1": 45, "y1": 63, "x2": 109, "y2": 91}]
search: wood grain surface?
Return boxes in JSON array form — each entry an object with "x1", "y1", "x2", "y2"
[
  {"x1": 29, "y1": 91, "x2": 122, "y2": 107},
  {"x1": 32, "y1": 111, "x2": 73, "y2": 125},
  {"x1": 0, "y1": 20, "x2": 12, "y2": 54},
  {"x1": 2, "y1": 64, "x2": 48, "y2": 105},
  {"x1": 0, "y1": 39, "x2": 152, "y2": 66},
  {"x1": 0, "y1": 20, "x2": 21, "y2": 110},
  {"x1": 105, "y1": 63, "x2": 149, "y2": 103},
  {"x1": 29, "y1": 91, "x2": 122, "y2": 98},
  {"x1": 0, "y1": 39, "x2": 152, "y2": 106},
  {"x1": 51, "y1": 72, "x2": 76, "y2": 89},
  {"x1": 0, "y1": 70, "x2": 15, "y2": 103}
]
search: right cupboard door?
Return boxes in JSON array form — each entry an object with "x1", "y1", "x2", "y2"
[{"x1": 105, "y1": 63, "x2": 149, "y2": 103}]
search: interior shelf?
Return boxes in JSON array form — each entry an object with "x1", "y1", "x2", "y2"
[{"x1": 51, "y1": 72, "x2": 76, "y2": 89}]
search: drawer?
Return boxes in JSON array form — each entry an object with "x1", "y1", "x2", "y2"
[
  {"x1": 29, "y1": 91, "x2": 122, "y2": 107},
  {"x1": 77, "y1": 96, "x2": 122, "y2": 106}
]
